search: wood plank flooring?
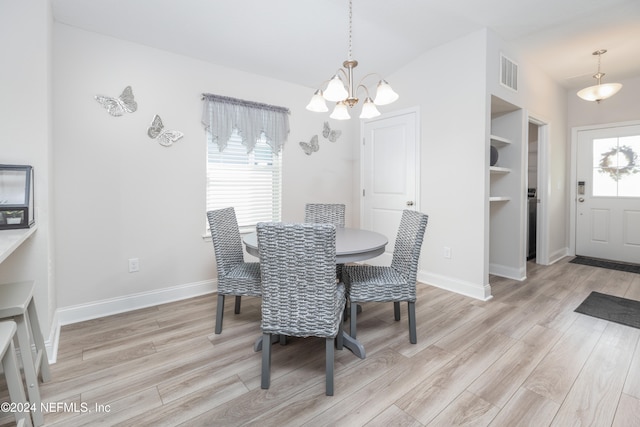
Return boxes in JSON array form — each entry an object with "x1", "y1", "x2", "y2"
[{"x1": 2, "y1": 257, "x2": 640, "y2": 426}]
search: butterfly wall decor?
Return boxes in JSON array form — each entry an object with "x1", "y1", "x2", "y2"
[
  {"x1": 322, "y1": 121, "x2": 341, "y2": 142},
  {"x1": 147, "y1": 114, "x2": 184, "y2": 147},
  {"x1": 94, "y1": 86, "x2": 138, "y2": 116},
  {"x1": 300, "y1": 135, "x2": 319, "y2": 155}
]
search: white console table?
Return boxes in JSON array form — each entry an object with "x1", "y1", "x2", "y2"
[{"x1": 0, "y1": 226, "x2": 37, "y2": 264}]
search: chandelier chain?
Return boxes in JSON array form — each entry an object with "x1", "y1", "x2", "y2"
[{"x1": 348, "y1": 0, "x2": 353, "y2": 60}]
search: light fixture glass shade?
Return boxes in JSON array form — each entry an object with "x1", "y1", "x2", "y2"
[
  {"x1": 359, "y1": 97, "x2": 381, "y2": 119},
  {"x1": 324, "y1": 75, "x2": 349, "y2": 102},
  {"x1": 306, "y1": 90, "x2": 329, "y2": 112},
  {"x1": 374, "y1": 80, "x2": 399, "y2": 105},
  {"x1": 330, "y1": 101, "x2": 351, "y2": 120},
  {"x1": 576, "y1": 83, "x2": 622, "y2": 102}
]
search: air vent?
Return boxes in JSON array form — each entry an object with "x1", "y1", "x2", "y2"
[{"x1": 500, "y1": 53, "x2": 518, "y2": 92}]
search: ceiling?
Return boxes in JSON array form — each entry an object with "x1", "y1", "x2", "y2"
[{"x1": 51, "y1": 0, "x2": 640, "y2": 92}]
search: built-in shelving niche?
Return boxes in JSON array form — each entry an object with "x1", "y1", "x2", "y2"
[{"x1": 489, "y1": 95, "x2": 525, "y2": 280}]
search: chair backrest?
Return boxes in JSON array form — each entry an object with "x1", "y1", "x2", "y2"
[
  {"x1": 257, "y1": 222, "x2": 340, "y2": 338},
  {"x1": 207, "y1": 207, "x2": 244, "y2": 277},
  {"x1": 304, "y1": 203, "x2": 345, "y2": 228},
  {"x1": 391, "y1": 210, "x2": 429, "y2": 284}
]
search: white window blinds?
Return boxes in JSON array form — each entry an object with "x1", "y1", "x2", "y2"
[{"x1": 202, "y1": 94, "x2": 289, "y2": 231}]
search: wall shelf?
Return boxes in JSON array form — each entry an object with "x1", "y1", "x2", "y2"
[
  {"x1": 490, "y1": 134, "x2": 512, "y2": 147},
  {"x1": 489, "y1": 196, "x2": 511, "y2": 202},
  {"x1": 0, "y1": 225, "x2": 37, "y2": 264}
]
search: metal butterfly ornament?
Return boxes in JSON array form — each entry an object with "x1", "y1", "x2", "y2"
[
  {"x1": 300, "y1": 135, "x2": 319, "y2": 155},
  {"x1": 322, "y1": 121, "x2": 341, "y2": 142},
  {"x1": 147, "y1": 114, "x2": 184, "y2": 147},
  {"x1": 94, "y1": 86, "x2": 137, "y2": 116}
]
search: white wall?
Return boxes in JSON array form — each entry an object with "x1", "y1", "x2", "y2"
[
  {"x1": 485, "y1": 30, "x2": 569, "y2": 269},
  {"x1": 366, "y1": 28, "x2": 569, "y2": 300},
  {"x1": 0, "y1": 0, "x2": 56, "y2": 344},
  {"x1": 381, "y1": 30, "x2": 490, "y2": 299},
  {"x1": 53, "y1": 24, "x2": 356, "y2": 317}
]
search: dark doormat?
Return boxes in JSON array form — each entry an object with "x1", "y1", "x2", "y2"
[
  {"x1": 569, "y1": 256, "x2": 640, "y2": 274},
  {"x1": 575, "y1": 291, "x2": 640, "y2": 329}
]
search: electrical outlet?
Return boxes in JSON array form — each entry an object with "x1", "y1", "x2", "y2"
[
  {"x1": 128, "y1": 258, "x2": 139, "y2": 273},
  {"x1": 443, "y1": 247, "x2": 451, "y2": 259}
]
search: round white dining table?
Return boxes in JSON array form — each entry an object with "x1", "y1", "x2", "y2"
[{"x1": 242, "y1": 227, "x2": 388, "y2": 359}]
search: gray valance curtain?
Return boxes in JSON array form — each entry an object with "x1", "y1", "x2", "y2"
[{"x1": 201, "y1": 93, "x2": 290, "y2": 154}]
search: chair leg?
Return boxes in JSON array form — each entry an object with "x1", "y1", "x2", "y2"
[
  {"x1": 15, "y1": 313, "x2": 44, "y2": 426},
  {"x1": 261, "y1": 333, "x2": 272, "y2": 390},
  {"x1": 336, "y1": 315, "x2": 344, "y2": 350},
  {"x1": 215, "y1": 294, "x2": 225, "y2": 334},
  {"x1": 350, "y1": 300, "x2": 358, "y2": 338},
  {"x1": 234, "y1": 295, "x2": 242, "y2": 314},
  {"x1": 394, "y1": 301, "x2": 401, "y2": 321},
  {"x1": 326, "y1": 337, "x2": 335, "y2": 396},
  {"x1": 408, "y1": 301, "x2": 417, "y2": 344},
  {"x1": 3, "y1": 339, "x2": 32, "y2": 427},
  {"x1": 27, "y1": 299, "x2": 51, "y2": 382}
]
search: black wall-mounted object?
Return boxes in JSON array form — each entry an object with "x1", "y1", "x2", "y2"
[{"x1": 0, "y1": 164, "x2": 35, "y2": 230}]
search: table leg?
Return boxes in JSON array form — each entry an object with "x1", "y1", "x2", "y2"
[
  {"x1": 254, "y1": 332, "x2": 365, "y2": 359},
  {"x1": 253, "y1": 334, "x2": 282, "y2": 352},
  {"x1": 341, "y1": 331, "x2": 366, "y2": 359}
]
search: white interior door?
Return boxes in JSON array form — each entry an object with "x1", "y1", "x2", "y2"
[
  {"x1": 361, "y1": 109, "x2": 419, "y2": 266},
  {"x1": 576, "y1": 125, "x2": 640, "y2": 264}
]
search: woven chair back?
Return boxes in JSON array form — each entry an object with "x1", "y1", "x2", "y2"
[
  {"x1": 390, "y1": 210, "x2": 429, "y2": 284},
  {"x1": 207, "y1": 207, "x2": 245, "y2": 277},
  {"x1": 257, "y1": 222, "x2": 341, "y2": 338},
  {"x1": 304, "y1": 203, "x2": 345, "y2": 228}
]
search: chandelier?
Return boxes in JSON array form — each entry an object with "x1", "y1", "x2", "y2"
[
  {"x1": 576, "y1": 49, "x2": 622, "y2": 103},
  {"x1": 305, "y1": 0, "x2": 398, "y2": 120}
]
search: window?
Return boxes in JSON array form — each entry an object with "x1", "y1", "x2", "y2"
[
  {"x1": 206, "y1": 129, "x2": 282, "y2": 231},
  {"x1": 592, "y1": 135, "x2": 640, "y2": 197},
  {"x1": 201, "y1": 94, "x2": 289, "y2": 233}
]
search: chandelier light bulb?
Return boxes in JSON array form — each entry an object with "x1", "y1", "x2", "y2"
[
  {"x1": 359, "y1": 97, "x2": 381, "y2": 119},
  {"x1": 323, "y1": 75, "x2": 349, "y2": 102},
  {"x1": 306, "y1": 90, "x2": 329, "y2": 112},
  {"x1": 374, "y1": 80, "x2": 399, "y2": 105},
  {"x1": 576, "y1": 83, "x2": 622, "y2": 103},
  {"x1": 330, "y1": 101, "x2": 351, "y2": 120}
]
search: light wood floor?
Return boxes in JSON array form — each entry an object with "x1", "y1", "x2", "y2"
[{"x1": 2, "y1": 257, "x2": 640, "y2": 426}]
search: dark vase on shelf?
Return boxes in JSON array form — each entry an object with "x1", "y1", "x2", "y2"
[{"x1": 490, "y1": 145, "x2": 499, "y2": 166}]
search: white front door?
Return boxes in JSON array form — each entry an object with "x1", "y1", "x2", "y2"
[
  {"x1": 575, "y1": 124, "x2": 640, "y2": 264},
  {"x1": 361, "y1": 109, "x2": 419, "y2": 266}
]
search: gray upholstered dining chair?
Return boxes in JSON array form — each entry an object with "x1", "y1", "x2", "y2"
[
  {"x1": 304, "y1": 203, "x2": 346, "y2": 227},
  {"x1": 207, "y1": 207, "x2": 262, "y2": 334},
  {"x1": 343, "y1": 210, "x2": 428, "y2": 344},
  {"x1": 257, "y1": 222, "x2": 345, "y2": 396},
  {"x1": 305, "y1": 203, "x2": 346, "y2": 280}
]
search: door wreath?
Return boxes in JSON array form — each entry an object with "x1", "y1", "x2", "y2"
[{"x1": 598, "y1": 145, "x2": 638, "y2": 181}]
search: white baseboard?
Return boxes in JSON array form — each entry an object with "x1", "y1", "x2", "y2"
[
  {"x1": 548, "y1": 247, "x2": 569, "y2": 265},
  {"x1": 418, "y1": 270, "x2": 492, "y2": 301},
  {"x1": 46, "y1": 279, "x2": 217, "y2": 363},
  {"x1": 489, "y1": 263, "x2": 527, "y2": 281}
]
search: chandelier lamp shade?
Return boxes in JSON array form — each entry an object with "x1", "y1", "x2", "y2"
[
  {"x1": 305, "y1": 0, "x2": 399, "y2": 120},
  {"x1": 576, "y1": 49, "x2": 622, "y2": 103}
]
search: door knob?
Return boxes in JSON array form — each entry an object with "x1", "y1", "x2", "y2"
[
  {"x1": 578, "y1": 197, "x2": 585, "y2": 203},
  {"x1": 406, "y1": 201, "x2": 414, "y2": 206}
]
